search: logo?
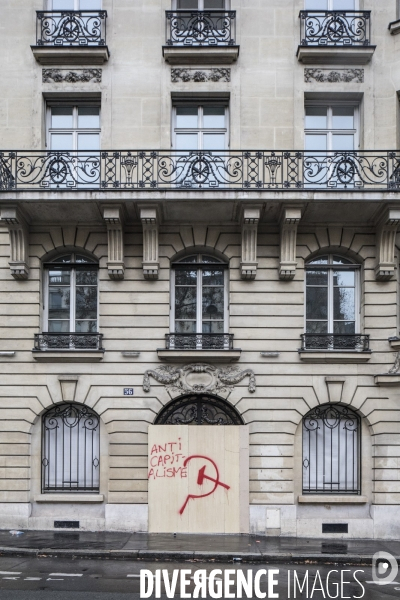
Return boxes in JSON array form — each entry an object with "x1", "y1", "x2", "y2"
[{"x1": 372, "y1": 551, "x2": 399, "y2": 585}]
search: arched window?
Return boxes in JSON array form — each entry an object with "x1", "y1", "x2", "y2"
[
  {"x1": 155, "y1": 394, "x2": 243, "y2": 425},
  {"x1": 170, "y1": 253, "x2": 229, "y2": 349},
  {"x1": 38, "y1": 252, "x2": 100, "y2": 350},
  {"x1": 302, "y1": 403, "x2": 361, "y2": 494},
  {"x1": 42, "y1": 403, "x2": 100, "y2": 493},
  {"x1": 304, "y1": 254, "x2": 365, "y2": 350}
]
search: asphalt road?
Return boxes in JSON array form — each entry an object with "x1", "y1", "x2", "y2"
[{"x1": 0, "y1": 555, "x2": 397, "y2": 599}]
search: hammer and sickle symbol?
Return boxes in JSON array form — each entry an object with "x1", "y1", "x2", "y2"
[{"x1": 179, "y1": 455, "x2": 230, "y2": 515}]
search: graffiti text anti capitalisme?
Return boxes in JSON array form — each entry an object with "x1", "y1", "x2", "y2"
[{"x1": 148, "y1": 438, "x2": 188, "y2": 480}]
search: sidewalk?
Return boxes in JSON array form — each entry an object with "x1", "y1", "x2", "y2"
[{"x1": 0, "y1": 530, "x2": 399, "y2": 565}]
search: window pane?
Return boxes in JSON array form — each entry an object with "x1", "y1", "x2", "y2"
[
  {"x1": 204, "y1": 0, "x2": 225, "y2": 8},
  {"x1": 48, "y1": 320, "x2": 70, "y2": 332},
  {"x1": 76, "y1": 270, "x2": 97, "y2": 285},
  {"x1": 76, "y1": 286, "x2": 97, "y2": 319},
  {"x1": 175, "y1": 287, "x2": 197, "y2": 319},
  {"x1": 333, "y1": 255, "x2": 353, "y2": 265},
  {"x1": 305, "y1": 134, "x2": 327, "y2": 151},
  {"x1": 333, "y1": 270, "x2": 354, "y2": 286},
  {"x1": 175, "y1": 268, "x2": 197, "y2": 285},
  {"x1": 305, "y1": 107, "x2": 327, "y2": 129},
  {"x1": 51, "y1": 107, "x2": 73, "y2": 129},
  {"x1": 332, "y1": 134, "x2": 354, "y2": 151},
  {"x1": 201, "y1": 255, "x2": 222, "y2": 263},
  {"x1": 307, "y1": 256, "x2": 328, "y2": 265},
  {"x1": 202, "y1": 321, "x2": 224, "y2": 334},
  {"x1": 306, "y1": 287, "x2": 328, "y2": 320},
  {"x1": 52, "y1": 254, "x2": 72, "y2": 263},
  {"x1": 78, "y1": 107, "x2": 100, "y2": 129},
  {"x1": 53, "y1": 0, "x2": 74, "y2": 8},
  {"x1": 176, "y1": 107, "x2": 198, "y2": 128},
  {"x1": 333, "y1": 287, "x2": 355, "y2": 320},
  {"x1": 305, "y1": 0, "x2": 328, "y2": 8},
  {"x1": 203, "y1": 133, "x2": 225, "y2": 150},
  {"x1": 77, "y1": 133, "x2": 100, "y2": 150},
  {"x1": 176, "y1": 133, "x2": 199, "y2": 151},
  {"x1": 306, "y1": 321, "x2": 328, "y2": 334},
  {"x1": 75, "y1": 254, "x2": 96, "y2": 263},
  {"x1": 332, "y1": 0, "x2": 355, "y2": 9},
  {"x1": 80, "y1": 0, "x2": 102, "y2": 9},
  {"x1": 50, "y1": 133, "x2": 73, "y2": 151},
  {"x1": 175, "y1": 321, "x2": 196, "y2": 333},
  {"x1": 306, "y1": 269, "x2": 328, "y2": 285},
  {"x1": 202, "y1": 287, "x2": 224, "y2": 319},
  {"x1": 203, "y1": 106, "x2": 225, "y2": 128},
  {"x1": 177, "y1": 0, "x2": 199, "y2": 8},
  {"x1": 49, "y1": 269, "x2": 70, "y2": 285},
  {"x1": 333, "y1": 321, "x2": 356, "y2": 335},
  {"x1": 203, "y1": 269, "x2": 224, "y2": 286},
  {"x1": 75, "y1": 320, "x2": 97, "y2": 333},
  {"x1": 332, "y1": 106, "x2": 354, "y2": 130},
  {"x1": 49, "y1": 287, "x2": 70, "y2": 319}
]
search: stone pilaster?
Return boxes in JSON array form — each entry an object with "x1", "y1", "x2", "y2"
[
  {"x1": 0, "y1": 206, "x2": 30, "y2": 280},
  {"x1": 240, "y1": 206, "x2": 261, "y2": 280},
  {"x1": 279, "y1": 206, "x2": 302, "y2": 281},
  {"x1": 375, "y1": 208, "x2": 400, "y2": 281},
  {"x1": 140, "y1": 206, "x2": 159, "y2": 280},
  {"x1": 102, "y1": 206, "x2": 125, "y2": 280}
]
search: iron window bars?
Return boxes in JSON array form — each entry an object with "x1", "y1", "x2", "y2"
[
  {"x1": 42, "y1": 403, "x2": 100, "y2": 493},
  {"x1": 165, "y1": 333, "x2": 234, "y2": 350},
  {"x1": 1, "y1": 150, "x2": 400, "y2": 191},
  {"x1": 302, "y1": 403, "x2": 361, "y2": 495},
  {"x1": 36, "y1": 10, "x2": 107, "y2": 47},
  {"x1": 154, "y1": 394, "x2": 243, "y2": 425},
  {"x1": 166, "y1": 10, "x2": 236, "y2": 46},
  {"x1": 299, "y1": 10, "x2": 371, "y2": 47}
]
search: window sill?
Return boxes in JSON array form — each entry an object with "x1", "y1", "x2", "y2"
[
  {"x1": 298, "y1": 350, "x2": 371, "y2": 363},
  {"x1": 389, "y1": 19, "x2": 400, "y2": 35},
  {"x1": 34, "y1": 494, "x2": 104, "y2": 503},
  {"x1": 375, "y1": 374, "x2": 400, "y2": 386},
  {"x1": 31, "y1": 46, "x2": 110, "y2": 66},
  {"x1": 297, "y1": 45, "x2": 376, "y2": 65},
  {"x1": 162, "y1": 45, "x2": 239, "y2": 65},
  {"x1": 157, "y1": 349, "x2": 241, "y2": 363},
  {"x1": 32, "y1": 350, "x2": 104, "y2": 363},
  {"x1": 298, "y1": 495, "x2": 367, "y2": 504}
]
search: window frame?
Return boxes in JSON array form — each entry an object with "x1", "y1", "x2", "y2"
[
  {"x1": 46, "y1": 103, "x2": 101, "y2": 151},
  {"x1": 49, "y1": 0, "x2": 102, "y2": 10},
  {"x1": 304, "y1": 101, "x2": 360, "y2": 152},
  {"x1": 43, "y1": 252, "x2": 99, "y2": 334},
  {"x1": 304, "y1": 254, "x2": 361, "y2": 336},
  {"x1": 173, "y1": 0, "x2": 230, "y2": 9},
  {"x1": 170, "y1": 253, "x2": 229, "y2": 337},
  {"x1": 172, "y1": 103, "x2": 229, "y2": 151},
  {"x1": 304, "y1": 0, "x2": 359, "y2": 9}
]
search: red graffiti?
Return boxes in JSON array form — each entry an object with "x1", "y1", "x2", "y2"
[{"x1": 179, "y1": 455, "x2": 230, "y2": 515}]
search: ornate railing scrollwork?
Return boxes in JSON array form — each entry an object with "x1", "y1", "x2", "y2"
[
  {"x1": 34, "y1": 333, "x2": 103, "y2": 351},
  {"x1": 166, "y1": 10, "x2": 236, "y2": 47},
  {"x1": 1, "y1": 150, "x2": 398, "y2": 191},
  {"x1": 299, "y1": 10, "x2": 371, "y2": 47},
  {"x1": 36, "y1": 10, "x2": 107, "y2": 47},
  {"x1": 301, "y1": 334, "x2": 370, "y2": 351},
  {"x1": 154, "y1": 393, "x2": 243, "y2": 426},
  {"x1": 165, "y1": 333, "x2": 234, "y2": 350}
]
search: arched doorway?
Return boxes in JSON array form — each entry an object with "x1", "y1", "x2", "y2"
[{"x1": 154, "y1": 393, "x2": 244, "y2": 426}]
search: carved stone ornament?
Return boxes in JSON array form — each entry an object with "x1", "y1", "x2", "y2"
[
  {"x1": 42, "y1": 69, "x2": 102, "y2": 83},
  {"x1": 388, "y1": 352, "x2": 400, "y2": 374},
  {"x1": 171, "y1": 68, "x2": 230, "y2": 83},
  {"x1": 304, "y1": 68, "x2": 364, "y2": 84},
  {"x1": 143, "y1": 363, "x2": 256, "y2": 395}
]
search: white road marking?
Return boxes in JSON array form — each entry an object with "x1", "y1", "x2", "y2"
[
  {"x1": 2, "y1": 577, "x2": 20, "y2": 580},
  {"x1": 47, "y1": 578, "x2": 64, "y2": 581},
  {"x1": 49, "y1": 573, "x2": 83, "y2": 577},
  {"x1": 0, "y1": 572, "x2": 21, "y2": 575},
  {"x1": 127, "y1": 574, "x2": 140, "y2": 578},
  {"x1": 24, "y1": 578, "x2": 41, "y2": 581}
]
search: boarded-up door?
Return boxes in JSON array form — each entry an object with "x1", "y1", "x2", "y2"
[{"x1": 148, "y1": 425, "x2": 249, "y2": 534}]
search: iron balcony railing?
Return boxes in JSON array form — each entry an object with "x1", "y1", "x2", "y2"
[
  {"x1": 34, "y1": 332, "x2": 103, "y2": 351},
  {"x1": 1, "y1": 150, "x2": 400, "y2": 191},
  {"x1": 166, "y1": 10, "x2": 236, "y2": 46},
  {"x1": 300, "y1": 333, "x2": 370, "y2": 352},
  {"x1": 299, "y1": 10, "x2": 371, "y2": 47},
  {"x1": 35, "y1": 10, "x2": 107, "y2": 47},
  {"x1": 165, "y1": 333, "x2": 234, "y2": 351}
]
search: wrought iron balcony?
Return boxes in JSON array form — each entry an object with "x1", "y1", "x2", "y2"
[
  {"x1": 166, "y1": 10, "x2": 236, "y2": 47},
  {"x1": 35, "y1": 10, "x2": 107, "y2": 47},
  {"x1": 165, "y1": 333, "x2": 234, "y2": 351},
  {"x1": 300, "y1": 334, "x2": 370, "y2": 352},
  {"x1": 34, "y1": 333, "x2": 103, "y2": 351},
  {"x1": 1, "y1": 150, "x2": 400, "y2": 191},
  {"x1": 299, "y1": 10, "x2": 371, "y2": 47}
]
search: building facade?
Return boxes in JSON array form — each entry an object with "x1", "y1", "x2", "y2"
[{"x1": 1, "y1": 0, "x2": 400, "y2": 538}]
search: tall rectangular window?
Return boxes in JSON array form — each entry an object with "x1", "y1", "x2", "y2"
[
  {"x1": 52, "y1": 0, "x2": 102, "y2": 9},
  {"x1": 173, "y1": 104, "x2": 228, "y2": 151},
  {"x1": 48, "y1": 105, "x2": 100, "y2": 152},
  {"x1": 304, "y1": 0, "x2": 356, "y2": 9},
  {"x1": 305, "y1": 104, "x2": 358, "y2": 152},
  {"x1": 176, "y1": 0, "x2": 227, "y2": 8}
]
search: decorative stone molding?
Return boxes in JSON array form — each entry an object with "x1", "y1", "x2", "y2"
[
  {"x1": 143, "y1": 363, "x2": 256, "y2": 395},
  {"x1": 171, "y1": 68, "x2": 230, "y2": 83},
  {"x1": 241, "y1": 206, "x2": 261, "y2": 280},
  {"x1": 58, "y1": 375, "x2": 79, "y2": 402},
  {"x1": 140, "y1": 206, "x2": 159, "y2": 280},
  {"x1": 102, "y1": 206, "x2": 125, "y2": 280},
  {"x1": 304, "y1": 68, "x2": 364, "y2": 83},
  {"x1": 0, "y1": 206, "x2": 30, "y2": 280},
  {"x1": 325, "y1": 376, "x2": 345, "y2": 404},
  {"x1": 375, "y1": 208, "x2": 400, "y2": 281},
  {"x1": 42, "y1": 68, "x2": 102, "y2": 83},
  {"x1": 279, "y1": 206, "x2": 302, "y2": 280}
]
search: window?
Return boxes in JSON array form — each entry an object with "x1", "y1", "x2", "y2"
[
  {"x1": 305, "y1": 104, "x2": 358, "y2": 153},
  {"x1": 48, "y1": 105, "x2": 100, "y2": 153},
  {"x1": 173, "y1": 104, "x2": 228, "y2": 152},
  {"x1": 51, "y1": 0, "x2": 102, "y2": 9},
  {"x1": 44, "y1": 253, "x2": 98, "y2": 334},
  {"x1": 302, "y1": 403, "x2": 361, "y2": 494},
  {"x1": 305, "y1": 0, "x2": 356, "y2": 9},
  {"x1": 42, "y1": 403, "x2": 100, "y2": 493},
  {"x1": 176, "y1": 0, "x2": 226, "y2": 7},
  {"x1": 171, "y1": 254, "x2": 228, "y2": 349}
]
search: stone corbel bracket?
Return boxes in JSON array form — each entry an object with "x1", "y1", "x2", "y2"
[
  {"x1": 279, "y1": 206, "x2": 302, "y2": 281},
  {"x1": 375, "y1": 208, "x2": 400, "y2": 281},
  {"x1": 140, "y1": 205, "x2": 160, "y2": 280},
  {"x1": 102, "y1": 205, "x2": 125, "y2": 280},
  {"x1": 0, "y1": 206, "x2": 30, "y2": 280},
  {"x1": 240, "y1": 206, "x2": 262, "y2": 280}
]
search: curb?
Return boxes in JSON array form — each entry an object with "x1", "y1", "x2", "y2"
[{"x1": 0, "y1": 545, "x2": 392, "y2": 565}]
